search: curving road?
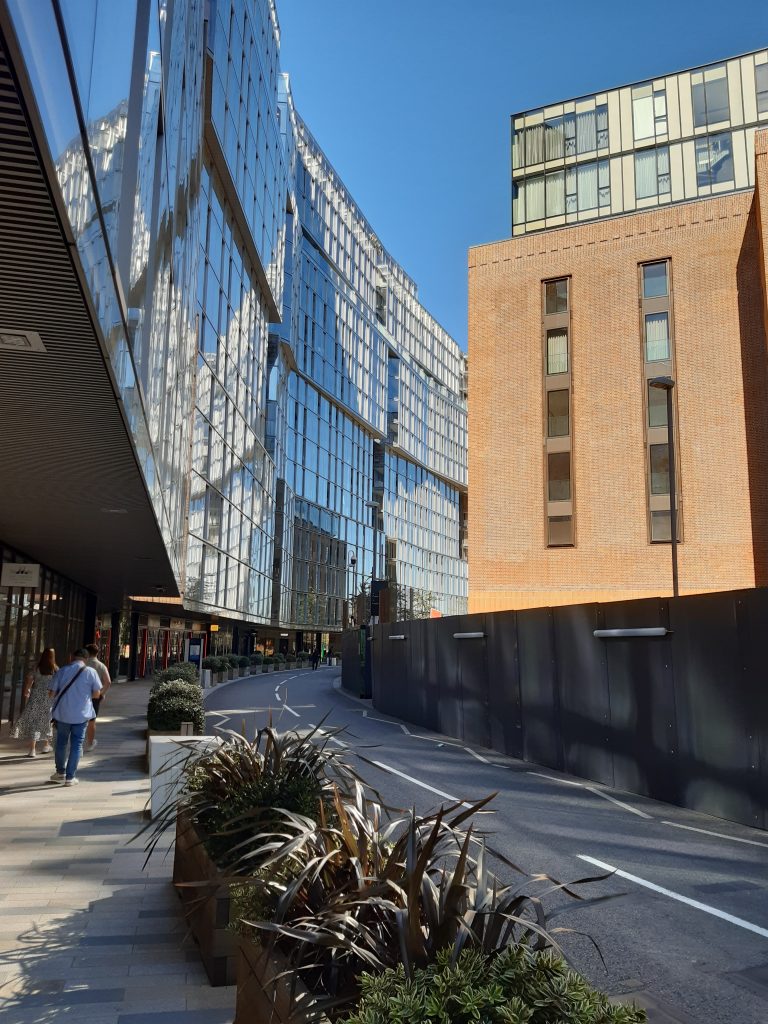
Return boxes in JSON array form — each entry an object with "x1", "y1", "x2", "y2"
[{"x1": 205, "y1": 666, "x2": 768, "y2": 1024}]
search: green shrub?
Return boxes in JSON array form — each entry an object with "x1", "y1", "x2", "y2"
[
  {"x1": 343, "y1": 947, "x2": 646, "y2": 1024},
  {"x1": 249, "y1": 653, "x2": 263, "y2": 666},
  {"x1": 263, "y1": 656, "x2": 274, "y2": 666},
  {"x1": 155, "y1": 661, "x2": 198, "y2": 685},
  {"x1": 147, "y1": 690, "x2": 205, "y2": 733},
  {"x1": 202, "y1": 656, "x2": 220, "y2": 671},
  {"x1": 237, "y1": 655, "x2": 250, "y2": 668},
  {"x1": 225, "y1": 654, "x2": 239, "y2": 669},
  {"x1": 149, "y1": 678, "x2": 201, "y2": 701},
  {"x1": 274, "y1": 652, "x2": 285, "y2": 664}
]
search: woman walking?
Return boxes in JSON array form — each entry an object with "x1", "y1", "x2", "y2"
[{"x1": 13, "y1": 648, "x2": 57, "y2": 757}]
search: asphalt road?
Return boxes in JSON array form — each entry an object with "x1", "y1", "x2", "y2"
[{"x1": 205, "y1": 667, "x2": 768, "y2": 1024}]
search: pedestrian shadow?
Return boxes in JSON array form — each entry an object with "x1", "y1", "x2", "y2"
[{"x1": 0, "y1": 878, "x2": 194, "y2": 1019}]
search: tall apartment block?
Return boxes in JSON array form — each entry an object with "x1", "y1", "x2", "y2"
[
  {"x1": 0, "y1": 0, "x2": 467, "y2": 721},
  {"x1": 469, "y1": 50, "x2": 768, "y2": 611}
]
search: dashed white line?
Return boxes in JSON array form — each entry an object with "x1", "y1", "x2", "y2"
[
  {"x1": 661, "y1": 820, "x2": 768, "y2": 849},
  {"x1": 369, "y1": 760, "x2": 462, "y2": 803},
  {"x1": 577, "y1": 855, "x2": 768, "y2": 939},
  {"x1": 528, "y1": 771, "x2": 652, "y2": 819}
]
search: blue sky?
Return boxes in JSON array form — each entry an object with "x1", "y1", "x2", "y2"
[{"x1": 278, "y1": 0, "x2": 766, "y2": 350}]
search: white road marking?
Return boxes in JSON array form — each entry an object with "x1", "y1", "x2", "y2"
[
  {"x1": 528, "y1": 771, "x2": 652, "y2": 819},
  {"x1": 370, "y1": 760, "x2": 463, "y2": 803},
  {"x1": 577, "y1": 855, "x2": 768, "y2": 940},
  {"x1": 281, "y1": 704, "x2": 300, "y2": 718},
  {"x1": 661, "y1": 820, "x2": 768, "y2": 850},
  {"x1": 464, "y1": 746, "x2": 490, "y2": 764}
]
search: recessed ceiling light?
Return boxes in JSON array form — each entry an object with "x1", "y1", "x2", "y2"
[
  {"x1": 101, "y1": 507, "x2": 128, "y2": 514},
  {"x1": 0, "y1": 330, "x2": 46, "y2": 353}
]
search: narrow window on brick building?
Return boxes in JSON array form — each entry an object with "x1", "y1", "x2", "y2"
[
  {"x1": 548, "y1": 515, "x2": 573, "y2": 546},
  {"x1": 651, "y1": 511, "x2": 672, "y2": 542},
  {"x1": 546, "y1": 329, "x2": 569, "y2": 374},
  {"x1": 650, "y1": 444, "x2": 670, "y2": 494},
  {"x1": 543, "y1": 277, "x2": 573, "y2": 547},
  {"x1": 642, "y1": 261, "x2": 668, "y2": 298},
  {"x1": 545, "y1": 278, "x2": 568, "y2": 314},
  {"x1": 648, "y1": 382, "x2": 668, "y2": 427},
  {"x1": 547, "y1": 389, "x2": 569, "y2": 437},
  {"x1": 548, "y1": 451, "x2": 571, "y2": 501},
  {"x1": 645, "y1": 312, "x2": 670, "y2": 361}
]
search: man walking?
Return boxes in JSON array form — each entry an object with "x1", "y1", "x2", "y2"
[
  {"x1": 84, "y1": 642, "x2": 111, "y2": 750},
  {"x1": 48, "y1": 648, "x2": 102, "y2": 787},
  {"x1": 311, "y1": 649, "x2": 320, "y2": 671}
]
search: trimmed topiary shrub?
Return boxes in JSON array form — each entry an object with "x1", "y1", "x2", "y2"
[
  {"x1": 237, "y1": 655, "x2": 250, "y2": 668},
  {"x1": 225, "y1": 654, "x2": 239, "y2": 669},
  {"x1": 274, "y1": 652, "x2": 285, "y2": 664},
  {"x1": 343, "y1": 946, "x2": 646, "y2": 1024},
  {"x1": 149, "y1": 677, "x2": 201, "y2": 700},
  {"x1": 147, "y1": 681, "x2": 205, "y2": 733},
  {"x1": 154, "y1": 662, "x2": 198, "y2": 685},
  {"x1": 249, "y1": 653, "x2": 263, "y2": 666}
]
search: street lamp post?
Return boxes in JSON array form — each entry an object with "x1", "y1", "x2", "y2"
[
  {"x1": 649, "y1": 376, "x2": 678, "y2": 599},
  {"x1": 365, "y1": 499, "x2": 380, "y2": 623},
  {"x1": 349, "y1": 554, "x2": 357, "y2": 627}
]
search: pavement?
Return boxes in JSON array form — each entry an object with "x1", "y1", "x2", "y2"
[
  {"x1": 206, "y1": 666, "x2": 768, "y2": 1024},
  {"x1": 0, "y1": 678, "x2": 234, "y2": 1024}
]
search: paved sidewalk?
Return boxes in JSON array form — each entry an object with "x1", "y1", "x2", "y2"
[{"x1": 0, "y1": 680, "x2": 234, "y2": 1023}]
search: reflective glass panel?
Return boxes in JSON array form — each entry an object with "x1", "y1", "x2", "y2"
[
  {"x1": 651, "y1": 510, "x2": 672, "y2": 542},
  {"x1": 547, "y1": 452, "x2": 571, "y2": 501},
  {"x1": 648, "y1": 383, "x2": 669, "y2": 428},
  {"x1": 548, "y1": 516, "x2": 573, "y2": 546},
  {"x1": 758, "y1": 64, "x2": 768, "y2": 114},
  {"x1": 650, "y1": 444, "x2": 670, "y2": 494},
  {"x1": 545, "y1": 279, "x2": 568, "y2": 314},
  {"x1": 642, "y1": 262, "x2": 668, "y2": 298},
  {"x1": 547, "y1": 390, "x2": 569, "y2": 437},
  {"x1": 645, "y1": 312, "x2": 670, "y2": 362},
  {"x1": 546, "y1": 329, "x2": 568, "y2": 375}
]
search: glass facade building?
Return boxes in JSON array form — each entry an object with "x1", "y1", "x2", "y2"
[
  {"x1": 0, "y1": 0, "x2": 467, "y2": 697},
  {"x1": 512, "y1": 49, "x2": 768, "y2": 235}
]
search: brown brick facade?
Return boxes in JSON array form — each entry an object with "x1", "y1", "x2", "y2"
[{"x1": 468, "y1": 130, "x2": 768, "y2": 613}]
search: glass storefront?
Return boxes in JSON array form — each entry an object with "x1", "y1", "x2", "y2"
[{"x1": 0, "y1": 544, "x2": 88, "y2": 732}]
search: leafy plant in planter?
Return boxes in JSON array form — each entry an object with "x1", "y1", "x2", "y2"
[
  {"x1": 147, "y1": 689, "x2": 205, "y2": 734},
  {"x1": 343, "y1": 946, "x2": 646, "y2": 1024},
  {"x1": 239, "y1": 789, "x2": 616, "y2": 1020},
  {"x1": 226, "y1": 654, "x2": 239, "y2": 669},
  {"x1": 147, "y1": 724, "x2": 369, "y2": 873},
  {"x1": 250, "y1": 653, "x2": 264, "y2": 667},
  {"x1": 154, "y1": 662, "x2": 199, "y2": 685},
  {"x1": 237, "y1": 655, "x2": 250, "y2": 669}
]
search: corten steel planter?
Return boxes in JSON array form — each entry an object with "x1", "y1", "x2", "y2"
[
  {"x1": 235, "y1": 939, "x2": 330, "y2": 1024},
  {"x1": 173, "y1": 811, "x2": 238, "y2": 986}
]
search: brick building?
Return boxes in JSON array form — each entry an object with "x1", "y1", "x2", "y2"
[{"x1": 469, "y1": 50, "x2": 768, "y2": 612}]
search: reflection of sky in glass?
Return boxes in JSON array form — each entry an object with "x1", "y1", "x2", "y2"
[{"x1": 59, "y1": 0, "x2": 137, "y2": 123}]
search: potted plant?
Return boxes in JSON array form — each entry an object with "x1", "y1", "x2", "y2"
[
  {"x1": 237, "y1": 655, "x2": 250, "y2": 677},
  {"x1": 233, "y1": 791, "x2": 639, "y2": 1024},
  {"x1": 250, "y1": 652, "x2": 263, "y2": 670},
  {"x1": 225, "y1": 654, "x2": 239, "y2": 680},
  {"x1": 145, "y1": 724, "x2": 364, "y2": 987},
  {"x1": 262, "y1": 655, "x2": 274, "y2": 673}
]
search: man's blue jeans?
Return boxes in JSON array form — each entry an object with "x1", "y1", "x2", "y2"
[{"x1": 54, "y1": 721, "x2": 87, "y2": 781}]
